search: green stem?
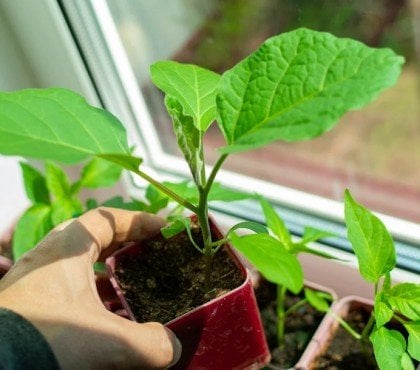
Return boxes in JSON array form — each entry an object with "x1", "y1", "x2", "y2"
[
  {"x1": 277, "y1": 285, "x2": 287, "y2": 345},
  {"x1": 361, "y1": 282, "x2": 379, "y2": 342},
  {"x1": 133, "y1": 168, "x2": 198, "y2": 213},
  {"x1": 330, "y1": 311, "x2": 362, "y2": 340},
  {"x1": 204, "y1": 154, "x2": 228, "y2": 194},
  {"x1": 197, "y1": 186, "x2": 213, "y2": 292},
  {"x1": 285, "y1": 298, "x2": 307, "y2": 316}
]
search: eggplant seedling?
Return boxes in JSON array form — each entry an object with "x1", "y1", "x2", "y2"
[{"x1": 0, "y1": 28, "x2": 404, "y2": 290}]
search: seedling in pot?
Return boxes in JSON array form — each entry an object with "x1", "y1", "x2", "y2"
[
  {"x1": 331, "y1": 189, "x2": 420, "y2": 369},
  {"x1": 0, "y1": 28, "x2": 403, "y2": 292},
  {"x1": 231, "y1": 197, "x2": 336, "y2": 346},
  {"x1": 12, "y1": 159, "x2": 177, "y2": 261}
]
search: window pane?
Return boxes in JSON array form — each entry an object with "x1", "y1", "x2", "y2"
[{"x1": 106, "y1": 0, "x2": 420, "y2": 223}]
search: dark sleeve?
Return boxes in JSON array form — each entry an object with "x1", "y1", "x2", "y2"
[{"x1": 0, "y1": 308, "x2": 60, "y2": 370}]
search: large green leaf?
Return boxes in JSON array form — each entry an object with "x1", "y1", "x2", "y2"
[
  {"x1": 370, "y1": 327, "x2": 406, "y2": 370},
  {"x1": 150, "y1": 61, "x2": 220, "y2": 131},
  {"x1": 344, "y1": 189, "x2": 396, "y2": 283},
  {"x1": 79, "y1": 157, "x2": 123, "y2": 188},
  {"x1": 230, "y1": 233, "x2": 303, "y2": 293},
  {"x1": 259, "y1": 197, "x2": 292, "y2": 249},
  {"x1": 20, "y1": 162, "x2": 50, "y2": 204},
  {"x1": 0, "y1": 88, "x2": 130, "y2": 163},
  {"x1": 403, "y1": 322, "x2": 420, "y2": 361},
  {"x1": 217, "y1": 28, "x2": 404, "y2": 153},
  {"x1": 165, "y1": 96, "x2": 204, "y2": 185},
  {"x1": 388, "y1": 283, "x2": 420, "y2": 321},
  {"x1": 12, "y1": 204, "x2": 52, "y2": 260}
]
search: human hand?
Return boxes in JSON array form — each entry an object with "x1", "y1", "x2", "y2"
[{"x1": 0, "y1": 207, "x2": 181, "y2": 369}]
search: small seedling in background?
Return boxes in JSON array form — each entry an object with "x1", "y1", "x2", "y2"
[
  {"x1": 338, "y1": 189, "x2": 420, "y2": 370},
  {"x1": 231, "y1": 197, "x2": 337, "y2": 345}
]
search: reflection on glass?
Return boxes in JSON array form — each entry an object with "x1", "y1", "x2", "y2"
[{"x1": 107, "y1": 0, "x2": 420, "y2": 222}]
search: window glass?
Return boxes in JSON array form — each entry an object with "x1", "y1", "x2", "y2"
[{"x1": 106, "y1": 0, "x2": 420, "y2": 223}]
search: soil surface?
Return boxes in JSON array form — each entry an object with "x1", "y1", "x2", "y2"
[
  {"x1": 314, "y1": 307, "x2": 378, "y2": 370},
  {"x1": 114, "y1": 226, "x2": 244, "y2": 323},
  {"x1": 256, "y1": 281, "x2": 326, "y2": 369}
]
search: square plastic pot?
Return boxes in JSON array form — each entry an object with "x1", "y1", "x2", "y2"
[
  {"x1": 106, "y1": 217, "x2": 271, "y2": 370},
  {"x1": 254, "y1": 277, "x2": 338, "y2": 370},
  {"x1": 296, "y1": 296, "x2": 373, "y2": 370}
]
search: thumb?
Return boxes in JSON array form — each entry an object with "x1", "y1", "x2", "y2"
[{"x1": 108, "y1": 313, "x2": 182, "y2": 369}]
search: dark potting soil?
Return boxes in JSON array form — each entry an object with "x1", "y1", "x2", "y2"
[
  {"x1": 256, "y1": 281, "x2": 326, "y2": 369},
  {"x1": 114, "y1": 226, "x2": 244, "y2": 323},
  {"x1": 314, "y1": 307, "x2": 378, "y2": 370}
]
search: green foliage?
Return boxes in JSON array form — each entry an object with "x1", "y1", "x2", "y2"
[
  {"x1": 304, "y1": 288, "x2": 331, "y2": 313},
  {"x1": 344, "y1": 189, "x2": 396, "y2": 282},
  {"x1": 403, "y1": 322, "x2": 420, "y2": 361},
  {"x1": 79, "y1": 157, "x2": 123, "y2": 188},
  {"x1": 0, "y1": 88, "x2": 130, "y2": 163},
  {"x1": 150, "y1": 61, "x2": 220, "y2": 131},
  {"x1": 341, "y1": 189, "x2": 419, "y2": 368},
  {"x1": 20, "y1": 162, "x2": 50, "y2": 204},
  {"x1": 370, "y1": 327, "x2": 407, "y2": 370},
  {"x1": 230, "y1": 233, "x2": 303, "y2": 294},
  {"x1": 12, "y1": 204, "x2": 52, "y2": 260},
  {"x1": 387, "y1": 283, "x2": 420, "y2": 321},
  {"x1": 165, "y1": 96, "x2": 204, "y2": 186},
  {"x1": 217, "y1": 28, "x2": 404, "y2": 153}
]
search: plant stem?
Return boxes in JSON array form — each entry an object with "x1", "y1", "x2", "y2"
[
  {"x1": 277, "y1": 285, "x2": 287, "y2": 345},
  {"x1": 133, "y1": 168, "x2": 198, "y2": 213},
  {"x1": 361, "y1": 310, "x2": 376, "y2": 342},
  {"x1": 329, "y1": 311, "x2": 362, "y2": 340},
  {"x1": 204, "y1": 154, "x2": 228, "y2": 195},
  {"x1": 197, "y1": 185, "x2": 213, "y2": 291},
  {"x1": 285, "y1": 298, "x2": 307, "y2": 316}
]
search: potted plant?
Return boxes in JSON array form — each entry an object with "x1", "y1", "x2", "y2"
[
  {"x1": 0, "y1": 28, "x2": 403, "y2": 368},
  {"x1": 231, "y1": 196, "x2": 338, "y2": 368},
  {"x1": 297, "y1": 189, "x2": 420, "y2": 370}
]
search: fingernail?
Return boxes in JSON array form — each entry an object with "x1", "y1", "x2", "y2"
[{"x1": 166, "y1": 329, "x2": 182, "y2": 368}]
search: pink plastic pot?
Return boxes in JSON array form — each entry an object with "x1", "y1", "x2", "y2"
[
  {"x1": 106, "y1": 217, "x2": 270, "y2": 370},
  {"x1": 296, "y1": 296, "x2": 373, "y2": 370}
]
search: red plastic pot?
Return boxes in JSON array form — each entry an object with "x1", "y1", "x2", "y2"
[
  {"x1": 106, "y1": 217, "x2": 271, "y2": 370},
  {"x1": 296, "y1": 296, "x2": 373, "y2": 370}
]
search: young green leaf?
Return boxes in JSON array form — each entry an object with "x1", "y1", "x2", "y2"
[
  {"x1": 259, "y1": 197, "x2": 292, "y2": 248},
  {"x1": 387, "y1": 283, "x2": 420, "y2": 321},
  {"x1": 165, "y1": 96, "x2": 204, "y2": 185},
  {"x1": 161, "y1": 219, "x2": 187, "y2": 239},
  {"x1": 45, "y1": 162, "x2": 71, "y2": 200},
  {"x1": 403, "y1": 322, "x2": 420, "y2": 361},
  {"x1": 217, "y1": 28, "x2": 404, "y2": 153},
  {"x1": 151, "y1": 61, "x2": 220, "y2": 131},
  {"x1": 101, "y1": 196, "x2": 146, "y2": 211},
  {"x1": 79, "y1": 157, "x2": 122, "y2": 188},
  {"x1": 300, "y1": 227, "x2": 336, "y2": 244},
  {"x1": 292, "y1": 244, "x2": 344, "y2": 260},
  {"x1": 401, "y1": 352, "x2": 415, "y2": 370},
  {"x1": 374, "y1": 293, "x2": 394, "y2": 328},
  {"x1": 86, "y1": 198, "x2": 99, "y2": 210},
  {"x1": 12, "y1": 204, "x2": 52, "y2": 260},
  {"x1": 230, "y1": 233, "x2": 303, "y2": 293},
  {"x1": 370, "y1": 327, "x2": 406, "y2": 370},
  {"x1": 51, "y1": 198, "x2": 83, "y2": 226},
  {"x1": 208, "y1": 183, "x2": 251, "y2": 202},
  {"x1": 145, "y1": 185, "x2": 169, "y2": 214},
  {"x1": 0, "y1": 88, "x2": 130, "y2": 163},
  {"x1": 226, "y1": 221, "x2": 268, "y2": 236},
  {"x1": 304, "y1": 288, "x2": 330, "y2": 312},
  {"x1": 19, "y1": 162, "x2": 50, "y2": 204},
  {"x1": 344, "y1": 189, "x2": 396, "y2": 283}
]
